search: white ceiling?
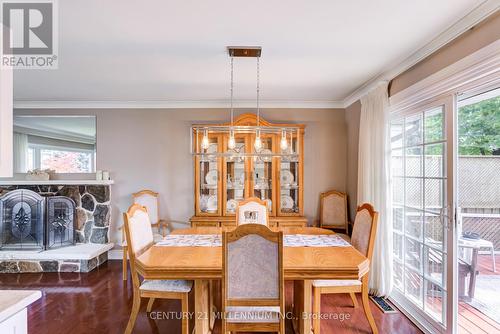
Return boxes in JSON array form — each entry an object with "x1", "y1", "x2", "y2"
[
  {"x1": 13, "y1": 116, "x2": 96, "y2": 143},
  {"x1": 13, "y1": 0, "x2": 492, "y2": 108}
]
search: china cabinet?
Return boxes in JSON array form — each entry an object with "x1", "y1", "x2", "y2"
[{"x1": 191, "y1": 114, "x2": 306, "y2": 228}]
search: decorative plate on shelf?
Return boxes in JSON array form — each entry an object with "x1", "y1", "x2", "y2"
[
  {"x1": 258, "y1": 148, "x2": 273, "y2": 162},
  {"x1": 206, "y1": 143, "x2": 218, "y2": 161},
  {"x1": 280, "y1": 170, "x2": 294, "y2": 185},
  {"x1": 226, "y1": 199, "x2": 238, "y2": 213},
  {"x1": 205, "y1": 170, "x2": 218, "y2": 185},
  {"x1": 207, "y1": 195, "x2": 218, "y2": 212},
  {"x1": 280, "y1": 195, "x2": 294, "y2": 210}
]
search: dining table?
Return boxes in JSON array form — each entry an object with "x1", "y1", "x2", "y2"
[{"x1": 135, "y1": 226, "x2": 370, "y2": 334}]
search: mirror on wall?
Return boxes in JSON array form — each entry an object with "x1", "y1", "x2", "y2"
[{"x1": 13, "y1": 115, "x2": 96, "y2": 173}]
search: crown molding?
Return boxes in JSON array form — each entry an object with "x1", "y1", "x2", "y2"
[
  {"x1": 13, "y1": 99, "x2": 345, "y2": 110},
  {"x1": 389, "y1": 39, "x2": 500, "y2": 112},
  {"x1": 342, "y1": 0, "x2": 499, "y2": 108}
]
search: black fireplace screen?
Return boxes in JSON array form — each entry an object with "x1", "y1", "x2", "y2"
[
  {"x1": 46, "y1": 196, "x2": 76, "y2": 249},
  {"x1": 0, "y1": 190, "x2": 76, "y2": 250}
]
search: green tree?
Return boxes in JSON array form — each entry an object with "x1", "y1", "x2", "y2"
[{"x1": 458, "y1": 95, "x2": 500, "y2": 155}]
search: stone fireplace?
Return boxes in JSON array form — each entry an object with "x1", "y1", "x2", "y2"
[{"x1": 0, "y1": 182, "x2": 113, "y2": 273}]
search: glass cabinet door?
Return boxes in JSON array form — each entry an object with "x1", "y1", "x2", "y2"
[
  {"x1": 223, "y1": 135, "x2": 247, "y2": 215},
  {"x1": 251, "y1": 134, "x2": 275, "y2": 215},
  {"x1": 279, "y1": 134, "x2": 301, "y2": 215},
  {"x1": 196, "y1": 134, "x2": 221, "y2": 215}
]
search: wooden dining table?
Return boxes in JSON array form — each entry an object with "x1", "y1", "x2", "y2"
[{"x1": 135, "y1": 226, "x2": 370, "y2": 334}]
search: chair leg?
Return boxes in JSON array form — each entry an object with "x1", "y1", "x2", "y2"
[
  {"x1": 122, "y1": 247, "x2": 128, "y2": 281},
  {"x1": 349, "y1": 292, "x2": 359, "y2": 308},
  {"x1": 361, "y1": 277, "x2": 378, "y2": 334},
  {"x1": 312, "y1": 287, "x2": 321, "y2": 334},
  {"x1": 146, "y1": 298, "x2": 155, "y2": 313},
  {"x1": 181, "y1": 294, "x2": 189, "y2": 334},
  {"x1": 125, "y1": 293, "x2": 141, "y2": 334}
]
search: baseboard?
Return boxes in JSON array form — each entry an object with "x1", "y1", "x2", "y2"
[{"x1": 108, "y1": 248, "x2": 123, "y2": 260}]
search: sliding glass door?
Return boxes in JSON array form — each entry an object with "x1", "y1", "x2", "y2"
[{"x1": 391, "y1": 96, "x2": 455, "y2": 333}]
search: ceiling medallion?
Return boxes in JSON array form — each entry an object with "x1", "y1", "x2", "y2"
[{"x1": 191, "y1": 46, "x2": 301, "y2": 159}]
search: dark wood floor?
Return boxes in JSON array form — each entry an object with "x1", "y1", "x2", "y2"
[{"x1": 0, "y1": 260, "x2": 422, "y2": 334}]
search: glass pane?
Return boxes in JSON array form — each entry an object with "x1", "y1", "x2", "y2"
[
  {"x1": 391, "y1": 119, "x2": 404, "y2": 148},
  {"x1": 199, "y1": 138, "x2": 218, "y2": 213},
  {"x1": 424, "y1": 143, "x2": 445, "y2": 177},
  {"x1": 406, "y1": 146, "x2": 422, "y2": 177},
  {"x1": 405, "y1": 178, "x2": 422, "y2": 208},
  {"x1": 226, "y1": 139, "x2": 246, "y2": 213},
  {"x1": 424, "y1": 213, "x2": 444, "y2": 249},
  {"x1": 394, "y1": 259, "x2": 403, "y2": 290},
  {"x1": 393, "y1": 177, "x2": 404, "y2": 205},
  {"x1": 392, "y1": 149, "x2": 403, "y2": 176},
  {"x1": 425, "y1": 179, "x2": 444, "y2": 212},
  {"x1": 405, "y1": 237, "x2": 422, "y2": 271},
  {"x1": 40, "y1": 149, "x2": 93, "y2": 173},
  {"x1": 280, "y1": 136, "x2": 299, "y2": 214},
  {"x1": 393, "y1": 205, "x2": 404, "y2": 232},
  {"x1": 405, "y1": 207, "x2": 423, "y2": 240},
  {"x1": 254, "y1": 137, "x2": 273, "y2": 213},
  {"x1": 405, "y1": 113, "x2": 423, "y2": 147},
  {"x1": 405, "y1": 269, "x2": 423, "y2": 307},
  {"x1": 393, "y1": 232, "x2": 403, "y2": 260},
  {"x1": 425, "y1": 107, "x2": 444, "y2": 143},
  {"x1": 424, "y1": 246, "x2": 444, "y2": 287},
  {"x1": 424, "y1": 280, "x2": 445, "y2": 324}
]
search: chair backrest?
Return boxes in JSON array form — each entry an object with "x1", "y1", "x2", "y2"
[
  {"x1": 319, "y1": 190, "x2": 348, "y2": 232},
  {"x1": 123, "y1": 204, "x2": 154, "y2": 289},
  {"x1": 223, "y1": 224, "x2": 284, "y2": 310},
  {"x1": 235, "y1": 197, "x2": 269, "y2": 226},
  {"x1": 133, "y1": 189, "x2": 160, "y2": 225},
  {"x1": 351, "y1": 203, "x2": 379, "y2": 260}
]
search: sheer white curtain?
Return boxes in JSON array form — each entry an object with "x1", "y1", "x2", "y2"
[
  {"x1": 13, "y1": 132, "x2": 28, "y2": 173},
  {"x1": 357, "y1": 82, "x2": 393, "y2": 296}
]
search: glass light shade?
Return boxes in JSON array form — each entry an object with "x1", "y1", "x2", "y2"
[
  {"x1": 201, "y1": 130, "x2": 210, "y2": 150},
  {"x1": 228, "y1": 130, "x2": 236, "y2": 150},
  {"x1": 280, "y1": 130, "x2": 288, "y2": 151},
  {"x1": 254, "y1": 133, "x2": 262, "y2": 151}
]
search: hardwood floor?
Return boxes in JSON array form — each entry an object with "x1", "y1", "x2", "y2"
[{"x1": 0, "y1": 261, "x2": 422, "y2": 334}]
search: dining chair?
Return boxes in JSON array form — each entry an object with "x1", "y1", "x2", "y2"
[
  {"x1": 123, "y1": 204, "x2": 193, "y2": 334},
  {"x1": 222, "y1": 224, "x2": 285, "y2": 333},
  {"x1": 123, "y1": 189, "x2": 169, "y2": 281},
  {"x1": 312, "y1": 203, "x2": 379, "y2": 334},
  {"x1": 235, "y1": 197, "x2": 269, "y2": 226},
  {"x1": 319, "y1": 190, "x2": 350, "y2": 238}
]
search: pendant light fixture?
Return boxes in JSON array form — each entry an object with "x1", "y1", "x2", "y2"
[{"x1": 191, "y1": 46, "x2": 301, "y2": 160}]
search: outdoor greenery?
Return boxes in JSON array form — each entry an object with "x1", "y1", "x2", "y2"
[{"x1": 458, "y1": 95, "x2": 500, "y2": 155}]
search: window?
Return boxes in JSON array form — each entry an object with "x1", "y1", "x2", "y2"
[
  {"x1": 28, "y1": 144, "x2": 95, "y2": 173},
  {"x1": 391, "y1": 104, "x2": 447, "y2": 324}
]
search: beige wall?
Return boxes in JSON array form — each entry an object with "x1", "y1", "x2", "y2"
[
  {"x1": 390, "y1": 11, "x2": 500, "y2": 96},
  {"x1": 345, "y1": 101, "x2": 361, "y2": 221},
  {"x1": 14, "y1": 108, "x2": 347, "y2": 244}
]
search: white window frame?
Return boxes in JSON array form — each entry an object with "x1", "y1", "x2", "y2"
[
  {"x1": 389, "y1": 40, "x2": 500, "y2": 334},
  {"x1": 28, "y1": 143, "x2": 96, "y2": 173}
]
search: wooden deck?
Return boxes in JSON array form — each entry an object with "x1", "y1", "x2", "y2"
[{"x1": 459, "y1": 254, "x2": 500, "y2": 334}]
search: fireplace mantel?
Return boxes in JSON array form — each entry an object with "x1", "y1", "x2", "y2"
[{"x1": 0, "y1": 180, "x2": 114, "y2": 185}]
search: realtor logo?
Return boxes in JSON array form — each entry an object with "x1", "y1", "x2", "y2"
[{"x1": 1, "y1": 0, "x2": 58, "y2": 69}]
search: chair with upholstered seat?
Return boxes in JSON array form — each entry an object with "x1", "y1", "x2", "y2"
[
  {"x1": 236, "y1": 197, "x2": 269, "y2": 226},
  {"x1": 222, "y1": 224, "x2": 285, "y2": 333},
  {"x1": 319, "y1": 190, "x2": 350, "y2": 239},
  {"x1": 123, "y1": 189, "x2": 169, "y2": 280},
  {"x1": 312, "y1": 203, "x2": 379, "y2": 334},
  {"x1": 123, "y1": 204, "x2": 192, "y2": 334}
]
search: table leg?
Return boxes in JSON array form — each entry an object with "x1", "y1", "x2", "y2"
[
  {"x1": 293, "y1": 280, "x2": 312, "y2": 334},
  {"x1": 194, "y1": 279, "x2": 210, "y2": 334}
]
